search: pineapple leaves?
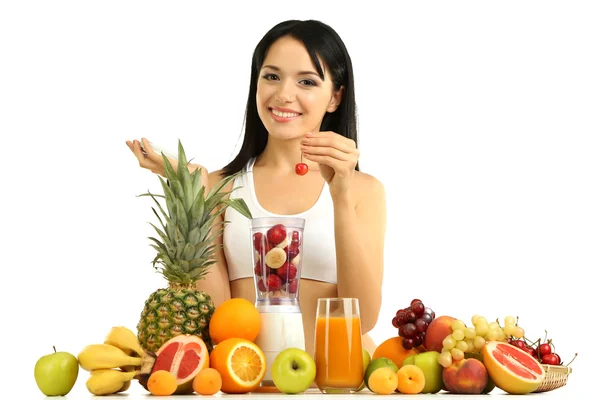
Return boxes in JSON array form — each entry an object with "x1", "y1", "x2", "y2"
[
  {"x1": 175, "y1": 198, "x2": 189, "y2": 240},
  {"x1": 222, "y1": 198, "x2": 252, "y2": 219},
  {"x1": 139, "y1": 141, "x2": 255, "y2": 285}
]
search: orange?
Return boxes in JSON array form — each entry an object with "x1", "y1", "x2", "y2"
[
  {"x1": 372, "y1": 336, "x2": 420, "y2": 369},
  {"x1": 209, "y1": 337, "x2": 266, "y2": 394},
  {"x1": 193, "y1": 367, "x2": 222, "y2": 395},
  {"x1": 397, "y1": 365, "x2": 425, "y2": 394},
  {"x1": 209, "y1": 298, "x2": 261, "y2": 344},
  {"x1": 147, "y1": 370, "x2": 178, "y2": 396},
  {"x1": 367, "y1": 367, "x2": 398, "y2": 395}
]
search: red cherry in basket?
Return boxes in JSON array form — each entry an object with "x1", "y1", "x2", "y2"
[
  {"x1": 295, "y1": 162, "x2": 308, "y2": 175},
  {"x1": 541, "y1": 353, "x2": 560, "y2": 365},
  {"x1": 537, "y1": 342, "x2": 552, "y2": 356}
]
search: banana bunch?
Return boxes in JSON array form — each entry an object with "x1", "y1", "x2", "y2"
[{"x1": 78, "y1": 326, "x2": 156, "y2": 396}]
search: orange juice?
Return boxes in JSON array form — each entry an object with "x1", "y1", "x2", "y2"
[{"x1": 314, "y1": 316, "x2": 363, "y2": 390}]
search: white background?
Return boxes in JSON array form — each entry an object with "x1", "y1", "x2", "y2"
[{"x1": 1, "y1": 1, "x2": 598, "y2": 398}]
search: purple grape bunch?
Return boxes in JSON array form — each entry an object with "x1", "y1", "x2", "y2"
[{"x1": 392, "y1": 299, "x2": 436, "y2": 350}]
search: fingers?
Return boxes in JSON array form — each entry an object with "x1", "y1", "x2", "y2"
[
  {"x1": 301, "y1": 144, "x2": 348, "y2": 162},
  {"x1": 303, "y1": 153, "x2": 347, "y2": 172},
  {"x1": 303, "y1": 131, "x2": 357, "y2": 151}
]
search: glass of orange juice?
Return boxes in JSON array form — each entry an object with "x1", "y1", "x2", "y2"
[{"x1": 313, "y1": 298, "x2": 364, "y2": 393}]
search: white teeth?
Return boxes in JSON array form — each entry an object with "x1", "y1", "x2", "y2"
[
  {"x1": 276, "y1": 238, "x2": 289, "y2": 249},
  {"x1": 272, "y1": 109, "x2": 299, "y2": 118},
  {"x1": 265, "y1": 247, "x2": 287, "y2": 269}
]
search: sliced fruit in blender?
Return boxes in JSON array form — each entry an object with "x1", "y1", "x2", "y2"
[
  {"x1": 265, "y1": 247, "x2": 287, "y2": 269},
  {"x1": 266, "y1": 224, "x2": 287, "y2": 245}
]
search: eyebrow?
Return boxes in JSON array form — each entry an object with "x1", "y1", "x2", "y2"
[{"x1": 261, "y1": 65, "x2": 321, "y2": 79}]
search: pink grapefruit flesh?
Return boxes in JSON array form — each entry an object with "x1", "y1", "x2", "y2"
[
  {"x1": 482, "y1": 341, "x2": 544, "y2": 394},
  {"x1": 151, "y1": 334, "x2": 209, "y2": 394}
]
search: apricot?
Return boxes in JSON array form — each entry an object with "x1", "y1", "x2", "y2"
[
  {"x1": 397, "y1": 365, "x2": 425, "y2": 394},
  {"x1": 368, "y1": 367, "x2": 398, "y2": 395},
  {"x1": 147, "y1": 370, "x2": 177, "y2": 396},
  {"x1": 193, "y1": 368, "x2": 222, "y2": 395}
]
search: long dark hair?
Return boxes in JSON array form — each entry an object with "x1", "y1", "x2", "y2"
[{"x1": 221, "y1": 19, "x2": 359, "y2": 177}]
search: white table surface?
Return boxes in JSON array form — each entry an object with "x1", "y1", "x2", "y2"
[{"x1": 22, "y1": 384, "x2": 582, "y2": 399}]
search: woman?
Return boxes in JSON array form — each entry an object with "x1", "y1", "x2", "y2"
[{"x1": 127, "y1": 19, "x2": 386, "y2": 354}]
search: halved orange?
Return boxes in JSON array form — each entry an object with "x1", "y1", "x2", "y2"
[{"x1": 209, "y1": 338, "x2": 266, "y2": 393}]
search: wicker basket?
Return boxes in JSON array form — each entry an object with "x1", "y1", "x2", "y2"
[{"x1": 532, "y1": 364, "x2": 572, "y2": 393}]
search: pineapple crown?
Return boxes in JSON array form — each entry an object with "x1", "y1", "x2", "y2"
[{"x1": 140, "y1": 140, "x2": 252, "y2": 285}]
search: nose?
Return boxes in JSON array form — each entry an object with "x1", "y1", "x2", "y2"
[{"x1": 275, "y1": 79, "x2": 296, "y2": 103}]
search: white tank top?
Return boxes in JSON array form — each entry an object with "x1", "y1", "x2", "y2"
[{"x1": 223, "y1": 157, "x2": 337, "y2": 284}]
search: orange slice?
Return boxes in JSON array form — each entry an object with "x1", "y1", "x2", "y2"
[
  {"x1": 482, "y1": 341, "x2": 545, "y2": 394},
  {"x1": 209, "y1": 338, "x2": 266, "y2": 393}
]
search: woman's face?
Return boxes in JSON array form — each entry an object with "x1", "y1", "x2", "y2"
[{"x1": 256, "y1": 36, "x2": 341, "y2": 140}]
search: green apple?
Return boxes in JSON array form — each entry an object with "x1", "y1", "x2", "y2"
[
  {"x1": 357, "y1": 348, "x2": 371, "y2": 391},
  {"x1": 34, "y1": 346, "x2": 79, "y2": 396},
  {"x1": 271, "y1": 347, "x2": 316, "y2": 394},
  {"x1": 402, "y1": 351, "x2": 443, "y2": 394}
]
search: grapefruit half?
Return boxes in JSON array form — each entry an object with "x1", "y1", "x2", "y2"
[
  {"x1": 145, "y1": 334, "x2": 209, "y2": 394},
  {"x1": 482, "y1": 341, "x2": 545, "y2": 394}
]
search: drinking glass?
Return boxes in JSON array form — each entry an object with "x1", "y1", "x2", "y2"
[{"x1": 313, "y1": 298, "x2": 364, "y2": 393}]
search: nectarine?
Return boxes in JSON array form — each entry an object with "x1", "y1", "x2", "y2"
[{"x1": 423, "y1": 315, "x2": 456, "y2": 353}]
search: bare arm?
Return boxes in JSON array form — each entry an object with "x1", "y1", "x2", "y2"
[
  {"x1": 194, "y1": 170, "x2": 234, "y2": 308},
  {"x1": 333, "y1": 174, "x2": 386, "y2": 333}
]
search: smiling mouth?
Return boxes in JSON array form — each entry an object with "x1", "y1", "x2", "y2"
[{"x1": 269, "y1": 108, "x2": 302, "y2": 118}]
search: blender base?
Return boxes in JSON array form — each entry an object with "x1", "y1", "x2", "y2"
[{"x1": 254, "y1": 309, "x2": 305, "y2": 387}]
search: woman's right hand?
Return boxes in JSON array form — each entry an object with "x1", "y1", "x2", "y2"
[{"x1": 126, "y1": 138, "x2": 209, "y2": 188}]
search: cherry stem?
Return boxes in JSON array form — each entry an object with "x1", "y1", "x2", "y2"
[
  {"x1": 543, "y1": 329, "x2": 548, "y2": 343},
  {"x1": 53, "y1": 346, "x2": 57, "y2": 353},
  {"x1": 566, "y1": 353, "x2": 578, "y2": 367}
]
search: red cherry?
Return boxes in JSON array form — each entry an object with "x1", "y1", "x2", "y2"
[
  {"x1": 541, "y1": 353, "x2": 560, "y2": 365},
  {"x1": 295, "y1": 163, "x2": 308, "y2": 175},
  {"x1": 538, "y1": 343, "x2": 552, "y2": 356},
  {"x1": 266, "y1": 224, "x2": 287, "y2": 245}
]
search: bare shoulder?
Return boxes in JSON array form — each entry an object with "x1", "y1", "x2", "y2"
[
  {"x1": 208, "y1": 169, "x2": 235, "y2": 192},
  {"x1": 353, "y1": 171, "x2": 386, "y2": 202}
]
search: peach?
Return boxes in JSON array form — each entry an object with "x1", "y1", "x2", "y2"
[
  {"x1": 442, "y1": 358, "x2": 489, "y2": 394},
  {"x1": 423, "y1": 316, "x2": 456, "y2": 353},
  {"x1": 396, "y1": 365, "x2": 425, "y2": 394}
]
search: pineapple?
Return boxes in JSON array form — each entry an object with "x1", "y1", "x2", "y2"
[{"x1": 136, "y1": 140, "x2": 251, "y2": 353}]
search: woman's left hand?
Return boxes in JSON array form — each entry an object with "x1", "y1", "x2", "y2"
[{"x1": 300, "y1": 131, "x2": 359, "y2": 198}]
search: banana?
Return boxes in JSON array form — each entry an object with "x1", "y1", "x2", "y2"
[
  {"x1": 265, "y1": 247, "x2": 286, "y2": 269},
  {"x1": 117, "y1": 380, "x2": 131, "y2": 393},
  {"x1": 85, "y1": 369, "x2": 137, "y2": 396},
  {"x1": 104, "y1": 326, "x2": 145, "y2": 357},
  {"x1": 291, "y1": 254, "x2": 300, "y2": 266},
  {"x1": 275, "y1": 238, "x2": 289, "y2": 249},
  {"x1": 78, "y1": 344, "x2": 141, "y2": 372}
]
